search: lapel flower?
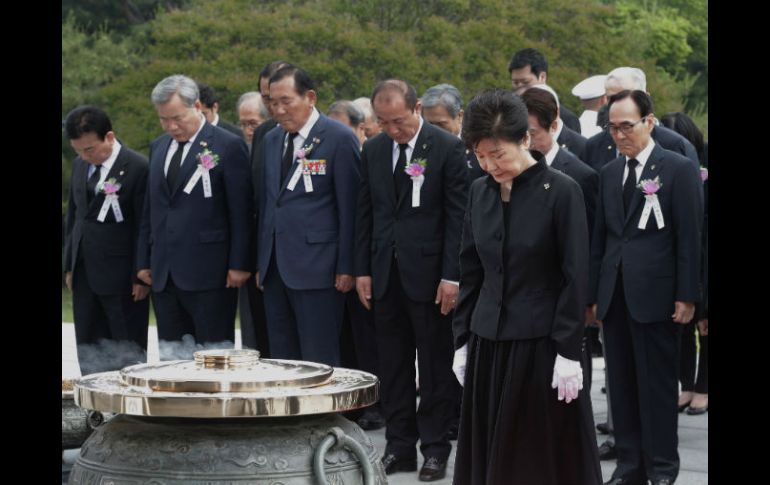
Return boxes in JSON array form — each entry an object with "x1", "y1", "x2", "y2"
[
  {"x1": 700, "y1": 166, "x2": 708, "y2": 182},
  {"x1": 637, "y1": 176, "x2": 662, "y2": 195},
  {"x1": 405, "y1": 158, "x2": 427, "y2": 177},
  {"x1": 197, "y1": 146, "x2": 220, "y2": 170},
  {"x1": 295, "y1": 142, "x2": 315, "y2": 161},
  {"x1": 99, "y1": 177, "x2": 121, "y2": 195}
]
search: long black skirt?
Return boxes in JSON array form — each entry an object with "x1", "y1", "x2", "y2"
[{"x1": 453, "y1": 333, "x2": 602, "y2": 485}]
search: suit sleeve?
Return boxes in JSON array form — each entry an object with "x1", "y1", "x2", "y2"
[
  {"x1": 353, "y1": 141, "x2": 373, "y2": 277},
  {"x1": 441, "y1": 137, "x2": 469, "y2": 281},
  {"x1": 672, "y1": 159, "x2": 703, "y2": 303},
  {"x1": 224, "y1": 137, "x2": 255, "y2": 271},
  {"x1": 551, "y1": 179, "x2": 589, "y2": 360},
  {"x1": 64, "y1": 164, "x2": 77, "y2": 273},
  {"x1": 130, "y1": 156, "x2": 149, "y2": 283},
  {"x1": 135, "y1": 148, "x2": 153, "y2": 272},
  {"x1": 452, "y1": 183, "x2": 482, "y2": 350},
  {"x1": 588, "y1": 172, "x2": 608, "y2": 304},
  {"x1": 583, "y1": 167, "x2": 599, "y2": 244},
  {"x1": 333, "y1": 130, "x2": 362, "y2": 275}
]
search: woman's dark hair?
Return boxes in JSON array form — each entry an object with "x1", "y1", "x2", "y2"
[
  {"x1": 462, "y1": 89, "x2": 529, "y2": 149},
  {"x1": 660, "y1": 112, "x2": 705, "y2": 162}
]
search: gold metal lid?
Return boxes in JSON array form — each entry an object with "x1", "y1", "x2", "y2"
[
  {"x1": 120, "y1": 349, "x2": 333, "y2": 393},
  {"x1": 74, "y1": 349, "x2": 379, "y2": 418}
]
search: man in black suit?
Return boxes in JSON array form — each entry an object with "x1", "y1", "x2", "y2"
[
  {"x1": 421, "y1": 83, "x2": 485, "y2": 183},
  {"x1": 355, "y1": 79, "x2": 467, "y2": 481},
  {"x1": 64, "y1": 106, "x2": 150, "y2": 375},
  {"x1": 237, "y1": 61, "x2": 292, "y2": 357},
  {"x1": 198, "y1": 82, "x2": 244, "y2": 138},
  {"x1": 508, "y1": 47, "x2": 582, "y2": 133},
  {"x1": 136, "y1": 75, "x2": 253, "y2": 358},
  {"x1": 589, "y1": 90, "x2": 702, "y2": 485},
  {"x1": 521, "y1": 86, "x2": 599, "y2": 390},
  {"x1": 584, "y1": 67, "x2": 700, "y2": 172}
]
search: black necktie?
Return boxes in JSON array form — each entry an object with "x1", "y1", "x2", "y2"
[
  {"x1": 166, "y1": 140, "x2": 187, "y2": 190},
  {"x1": 86, "y1": 165, "x2": 101, "y2": 204},
  {"x1": 623, "y1": 158, "x2": 639, "y2": 214},
  {"x1": 394, "y1": 143, "x2": 410, "y2": 198},
  {"x1": 281, "y1": 132, "x2": 299, "y2": 185}
]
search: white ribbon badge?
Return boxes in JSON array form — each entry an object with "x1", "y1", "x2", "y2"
[
  {"x1": 411, "y1": 175, "x2": 425, "y2": 207},
  {"x1": 287, "y1": 163, "x2": 303, "y2": 191},
  {"x1": 638, "y1": 194, "x2": 665, "y2": 229},
  {"x1": 183, "y1": 166, "x2": 213, "y2": 198},
  {"x1": 97, "y1": 194, "x2": 124, "y2": 223}
]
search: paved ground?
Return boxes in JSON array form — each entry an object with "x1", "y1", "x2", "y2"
[{"x1": 62, "y1": 323, "x2": 707, "y2": 484}]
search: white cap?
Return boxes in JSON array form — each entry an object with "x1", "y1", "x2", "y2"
[{"x1": 571, "y1": 75, "x2": 607, "y2": 100}]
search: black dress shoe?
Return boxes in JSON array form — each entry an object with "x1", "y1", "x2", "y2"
[
  {"x1": 381, "y1": 453, "x2": 417, "y2": 475},
  {"x1": 596, "y1": 421, "x2": 610, "y2": 434},
  {"x1": 357, "y1": 410, "x2": 386, "y2": 430},
  {"x1": 598, "y1": 440, "x2": 617, "y2": 460},
  {"x1": 419, "y1": 456, "x2": 447, "y2": 482},
  {"x1": 603, "y1": 477, "x2": 646, "y2": 485},
  {"x1": 650, "y1": 479, "x2": 674, "y2": 485}
]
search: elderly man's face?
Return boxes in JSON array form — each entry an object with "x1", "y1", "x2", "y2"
[
  {"x1": 238, "y1": 99, "x2": 267, "y2": 142},
  {"x1": 423, "y1": 105, "x2": 463, "y2": 137},
  {"x1": 373, "y1": 94, "x2": 422, "y2": 145},
  {"x1": 608, "y1": 97, "x2": 654, "y2": 159},
  {"x1": 269, "y1": 76, "x2": 316, "y2": 134},
  {"x1": 156, "y1": 94, "x2": 204, "y2": 142},
  {"x1": 70, "y1": 131, "x2": 115, "y2": 166}
]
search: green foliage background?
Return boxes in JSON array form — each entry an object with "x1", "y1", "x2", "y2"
[{"x1": 61, "y1": 0, "x2": 707, "y2": 214}]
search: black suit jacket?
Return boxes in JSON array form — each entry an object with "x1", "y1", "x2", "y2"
[
  {"x1": 584, "y1": 125, "x2": 700, "y2": 172},
  {"x1": 589, "y1": 144, "x2": 703, "y2": 323},
  {"x1": 551, "y1": 148, "x2": 599, "y2": 240},
  {"x1": 354, "y1": 122, "x2": 468, "y2": 302},
  {"x1": 136, "y1": 122, "x2": 254, "y2": 292},
  {"x1": 65, "y1": 145, "x2": 149, "y2": 295},
  {"x1": 560, "y1": 104, "x2": 582, "y2": 134},
  {"x1": 556, "y1": 125, "x2": 587, "y2": 161},
  {"x1": 452, "y1": 158, "x2": 589, "y2": 360},
  {"x1": 217, "y1": 119, "x2": 243, "y2": 139}
]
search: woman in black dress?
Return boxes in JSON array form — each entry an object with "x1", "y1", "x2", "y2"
[{"x1": 452, "y1": 89, "x2": 602, "y2": 485}]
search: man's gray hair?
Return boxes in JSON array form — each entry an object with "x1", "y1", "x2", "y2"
[
  {"x1": 237, "y1": 91, "x2": 268, "y2": 119},
  {"x1": 352, "y1": 97, "x2": 375, "y2": 121},
  {"x1": 421, "y1": 83, "x2": 463, "y2": 118},
  {"x1": 151, "y1": 74, "x2": 199, "y2": 107},
  {"x1": 328, "y1": 100, "x2": 365, "y2": 126},
  {"x1": 606, "y1": 67, "x2": 647, "y2": 91}
]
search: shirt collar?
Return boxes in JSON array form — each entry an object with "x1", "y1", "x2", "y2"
[
  {"x1": 212, "y1": 113, "x2": 220, "y2": 126},
  {"x1": 544, "y1": 141, "x2": 559, "y2": 165},
  {"x1": 627, "y1": 138, "x2": 656, "y2": 166},
  {"x1": 297, "y1": 107, "x2": 320, "y2": 141},
  {"x1": 95, "y1": 140, "x2": 121, "y2": 174},
  {"x1": 173, "y1": 113, "x2": 206, "y2": 150}
]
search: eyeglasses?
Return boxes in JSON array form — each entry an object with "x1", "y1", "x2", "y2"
[
  {"x1": 239, "y1": 120, "x2": 262, "y2": 130},
  {"x1": 605, "y1": 118, "x2": 647, "y2": 135}
]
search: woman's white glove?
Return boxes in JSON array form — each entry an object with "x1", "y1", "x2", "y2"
[
  {"x1": 551, "y1": 353, "x2": 583, "y2": 403},
  {"x1": 452, "y1": 343, "x2": 468, "y2": 386}
]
